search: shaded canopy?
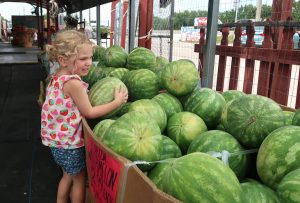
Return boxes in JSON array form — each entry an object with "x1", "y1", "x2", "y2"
[{"x1": 1, "y1": 0, "x2": 114, "y2": 14}]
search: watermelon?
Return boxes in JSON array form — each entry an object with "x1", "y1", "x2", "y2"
[
  {"x1": 277, "y1": 168, "x2": 300, "y2": 203},
  {"x1": 104, "y1": 45, "x2": 127, "y2": 67},
  {"x1": 184, "y1": 88, "x2": 226, "y2": 129},
  {"x1": 148, "y1": 152, "x2": 244, "y2": 203},
  {"x1": 222, "y1": 90, "x2": 245, "y2": 103},
  {"x1": 220, "y1": 100, "x2": 234, "y2": 131},
  {"x1": 101, "y1": 66, "x2": 116, "y2": 77},
  {"x1": 152, "y1": 92, "x2": 183, "y2": 119},
  {"x1": 93, "y1": 119, "x2": 115, "y2": 141},
  {"x1": 103, "y1": 111, "x2": 163, "y2": 171},
  {"x1": 221, "y1": 94, "x2": 285, "y2": 148},
  {"x1": 167, "y1": 112, "x2": 207, "y2": 154},
  {"x1": 241, "y1": 180, "x2": 280, "y2": 203},
  {"x1": 159, "y1": 135, "x2": 182, "y2": 160},
  {"x1": 150, "y1": 56, "x2": 168, "y2": 73},
  {"x1": 82, "y1": 65, "x2": 105, "y2": 88},
  {"x1": 123, "y1": 69, "x2": 159, "y2": 101},
  {"x1": 108, "y1": 68, "x2": 129, "y2": 79},
  {"x1": 93, "y1": 45, "x2": 106, "y2": 65},
  {"x1": 187, "y1": 130, "x2": 248, "y2": 180},
  {"x1": 88, "y1": 77, "x2": 127, "y2": 118},
  {"x1": 156, "y1": 69, "x2": 165, "y2": 90},
  {"x1": 283, "y1": 111, "x2": 294, "y2": 126},
  {"x1": 127, "y1": 47, "x2": 156, "y2": 70},
  {"x1": 161, "y1": 59, "x2": 200, "y2": 96},
  {"x1": 257, "y1": 126, "x2": 300, "y2": 189},
  {"x1": 292, "y1": 108, "x2": 300, "y2": 126},
  {"x1": 128, "y1": 99, "x2": 167, "y2": 132},
  {"x1": 116, "y1": 102, "x2": 131, "y2": 117}
]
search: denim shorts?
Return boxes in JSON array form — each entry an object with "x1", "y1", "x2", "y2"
[{"x1": 50, "y1": 147, "x2": 86, "y2": 176}]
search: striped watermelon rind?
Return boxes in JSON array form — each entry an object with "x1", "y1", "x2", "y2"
[
  {"x1": 187, "y1": 130, "x2": 248, "y2": 180},
  {"x1": 222, "y1": 90, "x2": 245, "y2": 103},
  {"x1": 184, "y1": 88, "x2": 226, "y2": 129},
  {"x1": 103, "y1": 111, "x2": 163, "y2": 171},
  {"x1": 128, "y1": 99, "x2": 167, "y2": 132},
  {"x1": 123, "y1": 69, "x2": 159, "y2": 101},
  {"x1": 241, "y1": 180, "x2": 280, "y2": 203},
  {"x1": 292, "y1": 108, "x2": 300, "y2": 126},
  {"x1": 104, "y1": 45, "x2": 128, "y2": 67},
  {"x1": 88, "y1": 77, "x2": 127, "y2": 119},
  {"x1": 257, "y1": 125, "x2": 300, "y2": 189},
  {"x1": 93, "y1": 46, "x2": 106, "y2": 64},
  {"x1": 277, "y1": 168, "x2": 300, "y2": 203},
  {"x1": 152, "y1": 92, "x2": 183, "y2": 119},
  {"x1": 159, "y1": 135, "x2": 182, "y2": 160},
  {"x1": 82, "y1": 65, "x2": 105, "y2": 88},
  {"x1": 148, "y1": 152, "x2": 244, "y2": 203},
  {"x1": 127, "y1": 47, "x2": 156, "y2": 70},
  {"x1": 93, "y1": 119, "x2": 115, "y2": 141},
  {"x1": 161, "y1": 59, "x2": 200, "y2": 96},
  {"x1": 283, "y1": 111, "x2": 294, "y2": 126},
  {"x1": 167, "y1": 111, "x2": 207, "y2": 153},
  {"x1": 108, "y1": 68, "x2": 129, "y2": 80},
  {"x1": 222, "y1": 94, "x2": 285, "y2": 148}
]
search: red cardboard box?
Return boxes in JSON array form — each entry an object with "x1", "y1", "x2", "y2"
[{"x1": 83, "y1": 119, "x2": 182, "y2": 203}]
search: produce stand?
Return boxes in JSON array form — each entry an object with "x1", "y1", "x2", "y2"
[
  {"x1": 83, "y1": 119, "x2": 182, "y2": 203},
  {"x1": 11, "y1": 26, "x2": 35, "y2": 48}
]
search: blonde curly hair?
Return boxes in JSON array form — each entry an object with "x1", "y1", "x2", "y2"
[{"x1": 46, "y1": 30, "x2": 94, "y2": 62}]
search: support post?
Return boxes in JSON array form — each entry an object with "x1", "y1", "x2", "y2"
[
  {"x1": 121, "y1": 0, "x2": 128, "y2": 48},
  {"x1": 110, "y1": 1, "x2": 118, "y2": 46},
  {"x1": 202, "y1": 0, "x2": 220, "y2": 88},
  {"x1": 169, "y1": 0, "x2": 175, "y2": 62},
  {"x1": 96, "y1": 5, "x2": 101, "y2": 46},
  {"x1": 138, "y1": 0, "x2": 153, "y2": 49},
  {"x1": 128, "y1": 0, "x2": 136, "y2": 52}
]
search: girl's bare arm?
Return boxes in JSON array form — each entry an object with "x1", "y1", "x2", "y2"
[{"x1": 63, "y1": 79, "x2": 127, "y2": 119}]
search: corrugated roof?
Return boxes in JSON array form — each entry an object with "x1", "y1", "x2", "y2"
[{"x1": 1, "y1": 0, "x2": 114, "y2": 14}]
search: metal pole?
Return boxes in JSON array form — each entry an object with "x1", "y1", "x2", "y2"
[
  {"x1": 128, "y1": 0, "x2": 136, "y2": 52},
  {"x1": 169, "y1": 0, "x2": 175, "y2": 62},
  {"x1": 0, "y1": 13, "x2": 2, "y2": 41},
  {"x1": 80, "y1": 11, "x2": 83, "y2": 22},
  {"x1": 256, "y1": 0, "x2": 262, "y2": 21},
  {"x1": 202, "y1": 0, "x2": 220, "y2": 88},
  {"x1": 234, "y1": 0, "x2": 239, "y2": 22},
  {"x1": 96, "y1": 5, "x2": 101, "y2": 46}
]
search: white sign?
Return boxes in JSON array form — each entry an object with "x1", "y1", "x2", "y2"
[{"x1": 180, "y1": 26, "x2": 200, "y2": 42}]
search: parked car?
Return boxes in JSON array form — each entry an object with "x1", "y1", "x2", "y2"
[
  {"x1": 236, "y1": 19, "x2": 264, "y2": 47},
  {"x1": 240, "y1": 25, "x2": 264, "y2": 47}
]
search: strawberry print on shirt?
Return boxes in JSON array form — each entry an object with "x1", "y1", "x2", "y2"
[{"x1": 41, "y1": 75, "x2": 88, "y2": 149}]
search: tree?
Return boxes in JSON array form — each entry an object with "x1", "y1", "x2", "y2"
[
  {"x1": 238, "y1": 4, "x2": 256, "y2": 20},
  {"x1": 219, "y1": 9, "x2": 236, "y2": 23},
  {"x1": 293, "y1": 0, "x2": 300, "y2": 22},
  {"x1": 261, "y1": 4, "x2": 272, "y2": 20}
]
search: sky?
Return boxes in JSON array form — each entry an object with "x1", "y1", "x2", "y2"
[
  {"x1": 0, "y1": 2, "x2": 112, "y2": 25},
  {"x1": 0, "y1": 0, "x2": 274, "y2": 24}
]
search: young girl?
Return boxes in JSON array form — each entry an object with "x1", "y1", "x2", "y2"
[{"x1": 41, "y1": 30, "x2": 128, "y2": 203}]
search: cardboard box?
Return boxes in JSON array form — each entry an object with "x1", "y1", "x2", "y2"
[{"x1": 83, "y1": 119, "x2": 182, "y2": 203}]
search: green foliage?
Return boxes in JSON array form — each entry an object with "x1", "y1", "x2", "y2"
[
  {"x1": 293, "y1": 0, "x2": 300, "y2": 22},
  {"x1": 173, "y1": 10, "x2": 208, "y2": 29},
  {"x1": 153, "y1": 4, "x2": 272, "y2": 30},
  {"x1": 219, "y1": 9, "x2": 236, "y2": 23},
  {"x1": 261, "y1": 4, "x2": 272, "y2": 20},
  {"x1": 64, "y1": 15, "x2": 78, "y2": 28},
  {"x1": 238, "y1": 4, "x2": 256, "y2": 20}
]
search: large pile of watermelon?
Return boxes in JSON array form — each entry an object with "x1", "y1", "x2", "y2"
[{"x1": 86, "y1": 45, "x2": 300, "y2": 203}]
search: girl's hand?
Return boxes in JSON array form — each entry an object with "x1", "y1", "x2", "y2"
[{"x1": 114, "y1": 85, "x2": 128, "y2": 106}]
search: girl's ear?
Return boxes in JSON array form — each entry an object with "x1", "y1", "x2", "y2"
[{"x1": 57, "y1": 55, "x2": 67, "y2": 67}]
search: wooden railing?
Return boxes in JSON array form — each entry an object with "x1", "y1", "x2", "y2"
[{"x1": 195, "y1": 19, "x2": 300, "y2": 109}]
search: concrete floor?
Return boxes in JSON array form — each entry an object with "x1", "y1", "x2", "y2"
[{"x1": 0, "y1": 42, "x2": 61, "y2": 202}]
